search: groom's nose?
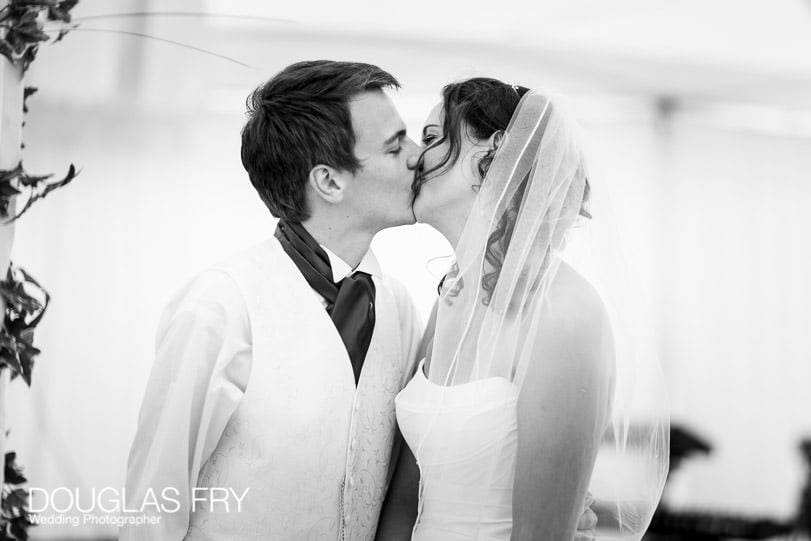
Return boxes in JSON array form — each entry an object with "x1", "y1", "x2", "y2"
[{"x1": 405, "y1": 138, "x2": 421, "y2": 170}]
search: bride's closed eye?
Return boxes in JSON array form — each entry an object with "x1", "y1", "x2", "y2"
[
  {"x1": 422, "y1": 133, "x2": 441, "y2": 146},
  {"x1": 422, "y1": 123, "x2": 442, "y2": 147}
]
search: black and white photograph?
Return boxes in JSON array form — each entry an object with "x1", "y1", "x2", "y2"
[{"x1": 1, "y1": 0, "x2": 810, "y2": 539}]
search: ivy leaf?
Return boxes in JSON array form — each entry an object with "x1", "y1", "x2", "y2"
[
  {"x1": 1, "y1": 200, "x2": 14, "y2": 219},
  {"x1": 17, "y1": 341, "x2": 38, "y2": 386},
  {"x1": 22, "y1": 86, "x2": 38, "y2": 114},
  {"x1": 17, "y1": 172, "x2": 52, "y2": 187},
  {"x1": 48, "y1": 0, "x2": 77, "y2": 23},
  {"x1": 12, "y1": 164, "x2": 78, "y2": 221},
  {"x1": 0, "y1": 163, "x2": 24, "y2": 182},
  {"x1": 1, "y1": 266, "x2": 49, "y2": 324},
  {"x1": 0, "y1": 334, "x2": 26, "y2": 381},
  {"x1": 15, "y1": 8, "x2": 40, "y2": 25},
  {"x1": 52, "y1": 163, "x2": 77, "y2": 188},
  {"x1": 1, "y1": 286, "x2": 43, "y2": 316},
  {"x1": 11, "y1": 518, "x2": 34, "y2": 541},
  {"x1": 5, "y1": 452, "x2": 28, "y2": 485},
  {"x1": 0, "y1": 39, "x2": 15, "y2": 64},
  {"x1": 15, "y1": 265, "x2": 47, "y2": 291},
  {"x1": 3, "y1": 487, "x2": 28, "y2": 510},
  {"x1": 6, "y1": 17, "x2": 50, "y2": 51},
  {"x1": 12, "y1": 519, "x2": 35, "y2": 540},
  {"x1": 19, "y1": 42, "x2": 39, "y2": 74},
  {"x1": 0, "y1": 163, "x2": 24, "y2": 219},
  {"x1": 0, "y1": 263, "x2": 49, "y2": 385},
  {"x1": 18, "y1": 327, "x2": 36, "y2": 346},
  {"x1": 0, "y1": 182, "x2": 22, "y2": 197},
  {"x1": 1, "y1": 163, "x2": 79, "y2": 223},
  {"x1": 12, "y1": 0, "x2": 57, "y2": 6}
]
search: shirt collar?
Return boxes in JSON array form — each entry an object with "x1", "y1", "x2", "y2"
[{"x1": 320, "y1": 244, "x2": 381, "y2": 282}]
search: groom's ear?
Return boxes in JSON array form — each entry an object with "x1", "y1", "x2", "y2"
[{"x1": 308, "y1": 164, "x2": 347, "y2": 205}]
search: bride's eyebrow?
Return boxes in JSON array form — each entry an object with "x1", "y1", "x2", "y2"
[{"x1": 422, "y1": 124, "x2": 440, "y2": 135}]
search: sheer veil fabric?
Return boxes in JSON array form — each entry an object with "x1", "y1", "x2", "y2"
[{"x1": 417, "y1": 92, "x2": 670, "y2": 539}]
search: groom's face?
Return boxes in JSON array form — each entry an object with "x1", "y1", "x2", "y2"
[{"x1": 341, "y1": 90, "x2": 420, "y2": 229}]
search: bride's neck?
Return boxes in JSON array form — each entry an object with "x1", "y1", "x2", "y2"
[{"x1": 429, "y1": 210, "x2": 468, "y2": 255}]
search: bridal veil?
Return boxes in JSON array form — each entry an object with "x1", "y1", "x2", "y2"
[{"x1": 419, "y1": 91, "x2": 670, "y2": 539}]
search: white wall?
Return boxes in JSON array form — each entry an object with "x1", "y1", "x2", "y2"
[{"x1": 651, "y1": 118, "x2": 811, "y2": 517}]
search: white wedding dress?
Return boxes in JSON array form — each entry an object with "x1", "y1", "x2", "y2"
[{"x1": 395, "y1": 359, "x2": 520, "y2": 540}]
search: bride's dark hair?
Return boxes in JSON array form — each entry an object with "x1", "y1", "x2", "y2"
[{"x1": 418, "y1": 78, "x2": 591, "y2": 304}]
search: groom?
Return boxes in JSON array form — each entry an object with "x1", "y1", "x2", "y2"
[
  {"x1": 122, "y1": 60, "x2": 423, "y2": 540},
  {"x1": 122, "y1": 60, "x2": 597, "y2": 540}
]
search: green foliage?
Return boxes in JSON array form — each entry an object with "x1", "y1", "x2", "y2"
[
  {"x1": 0, "y1": 162, "x2": 78, "y2": 224},
  {"x1": 1, "y1": 451, "x2": 34, "y2": 541},
  {"x1": 0, "y1": 3, "x2": 77, "y2": 539},
  {"x1": 0, "y1": 264, "x2": 48, "y2": 386},
  {"x1": 0, "y1": 0, "x2": 79, "y2": 73}
]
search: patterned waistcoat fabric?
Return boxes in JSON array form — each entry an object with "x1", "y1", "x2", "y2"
[{"x1": 185, "y1": 239, "x2": 415, "y2": 540}]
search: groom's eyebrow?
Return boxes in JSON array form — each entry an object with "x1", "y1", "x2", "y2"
[{"x1": 383, "y1": 129, "x2": 407, "y2": 147}]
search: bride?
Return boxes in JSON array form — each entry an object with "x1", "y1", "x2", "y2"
[{"x1": 377, "y1": 78, "x2": 669, "y2": 540}]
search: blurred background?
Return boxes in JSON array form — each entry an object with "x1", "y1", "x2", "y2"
[{"x1": 4, "y1": 0, "x2": 811, "y2": 538}]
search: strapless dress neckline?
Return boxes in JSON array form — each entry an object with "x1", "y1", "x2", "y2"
[{"x1": 395, "y1": 359, "x2": 519, "y2": 540}]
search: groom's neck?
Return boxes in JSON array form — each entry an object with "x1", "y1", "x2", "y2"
[{"x1": 300, "y1": 215, "x2": 375, "y2": 269}]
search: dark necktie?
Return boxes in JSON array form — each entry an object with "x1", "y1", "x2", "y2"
[{"x1": 274, "y1": 219, "x2": 376, "y2": 386}]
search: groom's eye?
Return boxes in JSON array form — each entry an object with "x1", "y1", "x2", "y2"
[{"x1": 389, "y1": 146, "x2": 403, "y2": 156}]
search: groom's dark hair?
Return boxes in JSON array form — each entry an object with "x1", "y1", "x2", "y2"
[{"x1": 241, "y1": 60, "x2": 400, "y2": 222}]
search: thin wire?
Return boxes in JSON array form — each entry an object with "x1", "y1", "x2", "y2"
[
  {"x1": 40, "y1": 27, "x2": 254, "y2": 69},
  {"x1": 71, "y1": 12, "x2": 298, "y2": 25}
]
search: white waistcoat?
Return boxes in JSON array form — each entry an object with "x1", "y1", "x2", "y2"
[{"x1": 185, "y1": 239, "x2": 416, "y2": 540}]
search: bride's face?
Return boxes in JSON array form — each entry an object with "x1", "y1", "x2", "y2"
[{"x1": 412, "y1": 103, "x2": 491, "y2": 230}]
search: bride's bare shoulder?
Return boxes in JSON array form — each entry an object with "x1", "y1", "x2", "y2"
[
  {"x1": 533, "y1": 259, "x2": 614, "y2": 370},
  {"x1": 546, "y1": 259, "x2": 608, "y2": 325},
  {"x1": 524, "y1": 260, "x2": 615, "y2": 387}
]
